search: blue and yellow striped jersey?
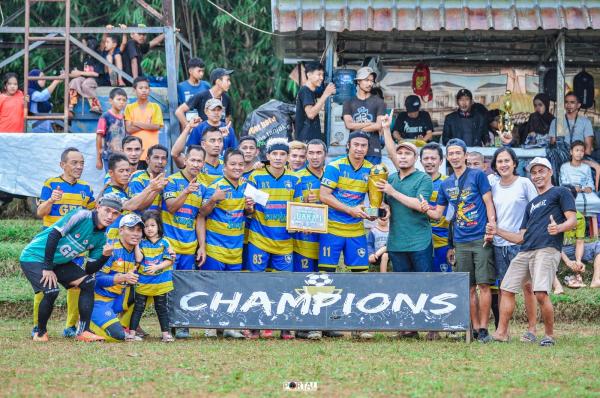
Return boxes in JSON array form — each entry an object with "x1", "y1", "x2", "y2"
[
  {"x1": 203, "y1": 177, "x2": 248, "y2": 265},
  {"x1": 199, "y1": 159, "x2": 224, "y2": 186},
  {"x1": 103, "y1": 172, "x2": 111, "y2": 186},
  {"x1": 321, "y1": 156, "x2": 372, "y2": 238},
  {"x1": 136, "y1": 237, "x2": 173, "y2": 296},
  {"x1": 430, "y1": 174, "x2": 449, "y2": 248},
  {"x1": 292, "y1": 168, "x2": 323, "y2": 260},
  {"x1": 94, "y1": 239, "x2": 137, "y2": 300},
  {"x1": 162, "y1": 171, "x2": 206, "y2": 255},
  {"x1": 39, "y1": 177, "x2": 95, "y2": 227},
  {"x1": 102, "y1": 184, "x2": 131, "y2": 240},
  {"x1": 128, "y1": 170, "x2": 162, "y2": 214},
  {"x1": 247, "y1": 168, "x2": 298, "y2": 255}
]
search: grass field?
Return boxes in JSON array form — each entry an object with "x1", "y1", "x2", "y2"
[{"x1": 1, "y1": 217, "x2": 600, "y2": 396}]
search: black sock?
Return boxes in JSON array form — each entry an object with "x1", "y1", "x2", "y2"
[
  {"x1": 491, "y1": 293, "x2": 500, "y2": 329},
  {"x1": 479, "y1": 328, "x2": 489, "y2": 337},
  {"x1": 38, "y1": 291, "x2": 59, "y2": 335},
  {"x1": 77, "y1": 277, "x2": 95, "y2": 333}
]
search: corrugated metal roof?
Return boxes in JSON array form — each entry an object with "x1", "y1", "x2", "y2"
[{"x1": 272, "y1": 0, "x2": 600, "y2": 32}]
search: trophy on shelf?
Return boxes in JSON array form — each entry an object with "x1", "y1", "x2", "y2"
[{"x1": 366, "y1": 163, "x2": 389, "y2": 218}]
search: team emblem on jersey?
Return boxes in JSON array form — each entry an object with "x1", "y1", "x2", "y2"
[
  {"x1": 357, "y1": 248, "x2": 366, "y2": 257},
  {"x1": 284, "y1": 180, "x2": 293, "y2": 190},
  {"x1": 75, "y1": 234, "x2": 80, "y2": 239},
  {"x1": 83, "y1": 240, "x2": 88, "y2": 245},
  {"x1": 105, "y1": 310, "x2": 112, "y2": 317},
  {"x1": 80, "y1": 191, "x2": 87, "y2": 199},
  {"x1": 362, "y1": 173, "x2": 369, "y2": 182},
  {"x1": 284, "y1": 254, "x2": 292, "y2": 264}
]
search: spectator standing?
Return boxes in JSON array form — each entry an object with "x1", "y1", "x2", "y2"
[
  {"x1": 289, "y1": 140, "x2": 307, "y2": 171},
  {"x1": 392, "y1": 95, "x2": 434, "y2": 143},
  {"x1": 521, "y1": 93, "x2": 554, "y2": 147},
  {"x1": 489, "y1": 157, "x2": 577, "y2": 346},
  {"x1": 177, "y1": 57, "x2": 211, "y2": 105},
  {"x1": 442, "y1": 89, "x2": 489, "y2": 146},
  {"x1": 295, "y1": 62, "x2": 335, "y2": 143},
  {"x1": 0, "y1": 72, "x2": 25, "y2": 133},
  {"x1": 121, "y1": 24, "x2": 165, "y2": 82},
  {"x1": 550, "y1": 92, "x2": 594, "y2": 155},
  {"x1": 125, "y1": 76, "x2": 164, "y2": 160},
  {"x1": 425, "y1": 138, "x2": 496, "y2": 343},
  {"x1": 175, "y1": 68, "x2": 233, "y2": 127},
  {"x1": 28, "y1": 69, "x2": 63, "y2": 133},
  {"x1": 96, "y1": 88, "x2": 128, "y2": 171},
  {"x1": 560, "y1": 140, "x2": 600, "y2": 215},
  {"x1": 342, "y1": 66, "x2": 386, "y2": 165}
]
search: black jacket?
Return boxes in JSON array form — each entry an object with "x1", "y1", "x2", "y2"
[{"x1": 442, "y1": 110, "x2": 489, "y2": 146}]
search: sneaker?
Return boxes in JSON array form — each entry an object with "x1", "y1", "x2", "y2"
[
  {"x1": 280, "y1": 330, "x2": 295, "y2": 340},
  {"x1": 472, "y1": 329, "x2": 480, "y2": 340},
  {"x1": 478, "y1": 329, "x2": 492, "y2": 343},
  {"x1": 63, "y1": 326, "x2": 77, "y2": 338},
  {"x1": 352, "y1": 331, "x2": 374, "y2": 339},
  {"x1": 307, "y1": 331, "x2": 322, "y2": 340},
  {"x1": 296, "y1": 331, "x2": 309, "y2": 339},
  {"x1": 32, "y1": 332, "x2": 49, "y2": 342},
  {"x1": 175, "y1": 328, "x2": 190, "y2": 339},
  {"x1": 322, "y1": 330, "x2": 344, "y2": 338},
  {"x1": 261, "y1": 329, "x2": 273, "y2": 338},
  {"x1": 396, "y1": 331, "x2": 419, "y2": 339},
  {"x1": 31, "y1": 326, "x2": 39, "y2": 339},
  {"x1": 223, "y1": 329, "x2": 245, "y2": 339},
  {"x1": 204, "y1": 329, "x2": 218, "y2": 338},
  {"x1": 247, "y1": 330, "x2": 261, "y2": 339},
  {"x1": 125, "y1": 332, "x2": 143, "y2": 342},
  {"x1": 75, "y1": 331, "x2": 104, "y2": 342}
]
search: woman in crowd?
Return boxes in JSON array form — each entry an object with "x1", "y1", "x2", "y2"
[
  {"x1": 27, "y1": 69, "x2": 63, "y2": 133},
  {"x1": 521, "y1": 93, "x2": 555, "y2": 147},
  {"x1": 0, "y1": 72, "x2": 25, "y2": 133}
]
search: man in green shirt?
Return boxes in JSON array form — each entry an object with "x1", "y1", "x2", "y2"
[
  {"x1": 20, "y1": 194, "x2": 122, "y2": 342},
  {"x1": 377, "y1": 116, "x2": 433, "y2": 272}
]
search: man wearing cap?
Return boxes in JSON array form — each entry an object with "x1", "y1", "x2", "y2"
[
  {"x1": 90, "y1": 213, "x2": 144, "y2": 341},
  {"x1": 488, "y1": 157, "x2": 577, "y2": 346},
  {"x1": 442, "y1": 89, "x2": 489, "y2": 147},
  {"x1": 424, "y1": 138, "x2": 497, "y2": 342},
  {"x1": 342, "y1": 66, "x2": 387, "y2": 165},
  {"x1": 19, "y1": 194, "x2": 123, "y2": 342},
  {"x1": 177, "y1": 57, "x2": 211, "y2": 105},
  {"x1": 295, "y1": 62, "x2": 336, "y2": 143},
  {"x1": 176, "y1": 67, "x2": 233, "y2": 127},
  {"x1": 171, "y1": 98, "x2": 237, "y2": 169},
  {"x1": 121, "y1": 25, "x2": 165, "y2": 83},
  {"x1": 392, "y1": 95, "x2": 434, "y2": 143}
]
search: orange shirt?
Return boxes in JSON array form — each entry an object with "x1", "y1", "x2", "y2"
[
  {"x1": 0, "y1": 91, "x2": 25, "y2": 133},
  {"x1": 124, "y1": 101, "x2": 163, "y2": 159}
]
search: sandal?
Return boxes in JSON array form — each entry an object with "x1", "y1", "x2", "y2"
[
  {"x1": 161, "y1": 334, "x2": 175, "y2": 343},
  {"x1": 491, "y1": 334, "x2": 510, "y2": 343},
  {"x1": 520, "y1": 331, "x2": 537, "y2": 343},
  {"x1": 539, "y1": 336, "x2": 555, "y2": 347},
  {"x1": 564, "y1": 275, "x2": 581, "y2": 289}
]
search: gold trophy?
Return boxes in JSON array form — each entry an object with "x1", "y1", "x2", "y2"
[
  {"x1": 366, "y1": 164, "x2": 389, "y2": 217},
  {"x1": 498, "y1": 90, "x2": 514, "y2": 145}
]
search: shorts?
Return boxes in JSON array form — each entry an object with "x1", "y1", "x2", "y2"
[
  {"x1": 20, "y1": 261, "x2": 87, "y2": 294},
  {"x1": 318, "y1": 233, "x2": 369, "y2": 272},
  {"x1": 173, "y1": 254, "x2": 196, "y2": 270},
  {"x1": 432, "y1": 245, "x2": 452, "y2": 273},
  {"x1": 91, "y1": 298, "x2": 122, "y2": 331},
  {"x1": 202, "y1": 255, "x2": 242, "y2": 271},
  {"x1": 563, "y1": 241, "x2": 600, "y2": 263},
  {"x1": 493, "y1": 245, "x2": 521, "y2": 282},
  {"x1": 501, "y1": 247, "x2": 560, "y2": 294},
  {"x1": 246, "y1": 242, "x2": 293, "y2": 272},
  {"x1": 293, "y1": 252, "x2": 317, "y2": 273},
  {"x1": 454, "y1": 239, "x2": 496, "y2": 286}
]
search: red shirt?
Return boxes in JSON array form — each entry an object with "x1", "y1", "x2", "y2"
[{"x1": 0, "y1": 91, "x2": 25, "y2": 133}]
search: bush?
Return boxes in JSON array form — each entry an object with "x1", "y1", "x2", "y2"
[
  {"x1": 0, "y1": 242, "x2": 26, "y2": 277},
  {"x1": 0, "y1": 219, "x2": 42, "y2": 243}
]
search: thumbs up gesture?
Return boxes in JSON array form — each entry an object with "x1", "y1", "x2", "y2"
[
  {"x1": 50, "y1": 186, "x2": 63, "y2": 203},
  {"x1": 547, "y1": 215, "x2": 560, "y2": 235}
]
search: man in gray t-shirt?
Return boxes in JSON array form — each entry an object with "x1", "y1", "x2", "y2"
[{"x1": 549, "y1": 92, "x2": 595, "y2": 155}]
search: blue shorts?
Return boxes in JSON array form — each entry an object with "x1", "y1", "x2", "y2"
[
  {"x1": 318, "y1": 233, "x2": 369, "y2": 272},
  {"x1": 433, "y1": 245, "x2": 452, "y2": 273},
  {"x1": 493, "y1": 244, "x2": 521, "y2": 283},
  {"x1": 91, "y1": 295, "x2": 126, "y2": 331},
  {"x1": 246, "y1": 242, "x2": 293, "y2": 272},
  {"x1": 293, "y1": 252, "x2": 317, "y2": 273},
  {"x1": 203, "y1": 255, "x2": 242, "y2": 271},
  {"x1": 173, "y1": 254, "x2": 196, "y2": 270}
]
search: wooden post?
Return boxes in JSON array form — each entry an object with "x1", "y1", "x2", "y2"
[{"x1": 556, "y1": 32, "x2": 566, "y2": 137}]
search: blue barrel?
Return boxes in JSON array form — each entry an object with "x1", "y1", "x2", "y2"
[{"x1": 332, "y1": 69, "x2": 356, "y2": 105}]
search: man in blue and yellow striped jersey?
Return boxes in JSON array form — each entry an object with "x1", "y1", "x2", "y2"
[
  {"x1": 199, "y1": 127, "x2": 224, "y2": 186},
  {"x1": 319, "y1": 131, "x2": 374, "y2": 273},
  {"x1": 34, "y1": 147, "x2": 95, "y2": 339},
  {"x1": 103, "y1": 135, "x2": 144, "y2": 186},
  {"x1": 129, "y1": 144, "x2": 169, "y2": 214}
]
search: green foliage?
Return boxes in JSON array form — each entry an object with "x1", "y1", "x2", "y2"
[
  {"x1": 0, "y1": 219, "x2": 41, "y2": 242},
  {"x1": 0, "y1": 0, "x2": 295, "y2": 130}
]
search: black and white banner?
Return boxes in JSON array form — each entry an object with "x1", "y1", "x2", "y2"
[{"x1": 168, "y1": 271, "x2": 470, "y2": 331}]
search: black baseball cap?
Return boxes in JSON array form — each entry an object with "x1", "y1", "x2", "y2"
[
  {"x1": 210, "y1": 68, "x2": 234, "y2": 85},
  {"x1": 456, "y1": 88, "x2": 473, "y2": 100},
  {"x1": 405, "y1": 95, "x2": 421, "y2": 112}
]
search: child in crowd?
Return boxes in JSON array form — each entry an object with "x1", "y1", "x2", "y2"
[
  {"x1": 129, "y1": 210, "x2": 175, "y2": 342},
  {"x1": 0, "y1": 72, "x2": 25, "y2": 133},
  {"x1": 560, "y1": 140, "x2": 600, "y2": 217},
  {"x1": 99, "y1": 24, "x2": 128, "y2": 86},
  {"x1": 96, "y1": 88, "x2": 128, "y2": 170},
  {"x1": 125, "y1": 76, "x2": 163, "y2": 162},
  {"x1": 28, "y1": 69, "x2": 63, "y2": 133},
  {"x1": 68, "y1": 36, "x2": 103, "y2": 115},
  {"x1": 368, "y1": 214, "x2": 389, "y2": 272}
]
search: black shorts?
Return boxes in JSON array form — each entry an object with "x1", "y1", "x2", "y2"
[{"x1": 20, "y1": 261, "x2": 87, "y2": 294}]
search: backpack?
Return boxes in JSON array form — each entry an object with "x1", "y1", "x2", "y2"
[
  {"x1": 543, "y1": 67, "x2": 557, "y2": 102},
  {"x1": 412, "y1": 63, "x2": 433, "y2": 102},
  {"x1": 573, "y1": 69, "x2": 595, "y2": 109}
]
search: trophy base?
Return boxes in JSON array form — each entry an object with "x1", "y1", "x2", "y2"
[{"x1": 365, "y1": 207, "x2": 380, "y2": 218}]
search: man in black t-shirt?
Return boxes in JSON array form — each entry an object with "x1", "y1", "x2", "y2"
[
  {"x1": 342, "y1": 67, "x2": 386, "y2": 164},
  {"x1": 392, "y1": 95, "x2": 434, "y2": 142},
  {"x1": 121, "y1": 24, "x2": 165, "y2": 84},
  {"x1": 487, "y1": 157, "x2": 576, "y2": 346},
  {"x1": 294, "y1": 62, "x2": 336, "y2": 143},
  {"x1": 175, "y1": 68, "x2": 233, "y2": 128}
]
